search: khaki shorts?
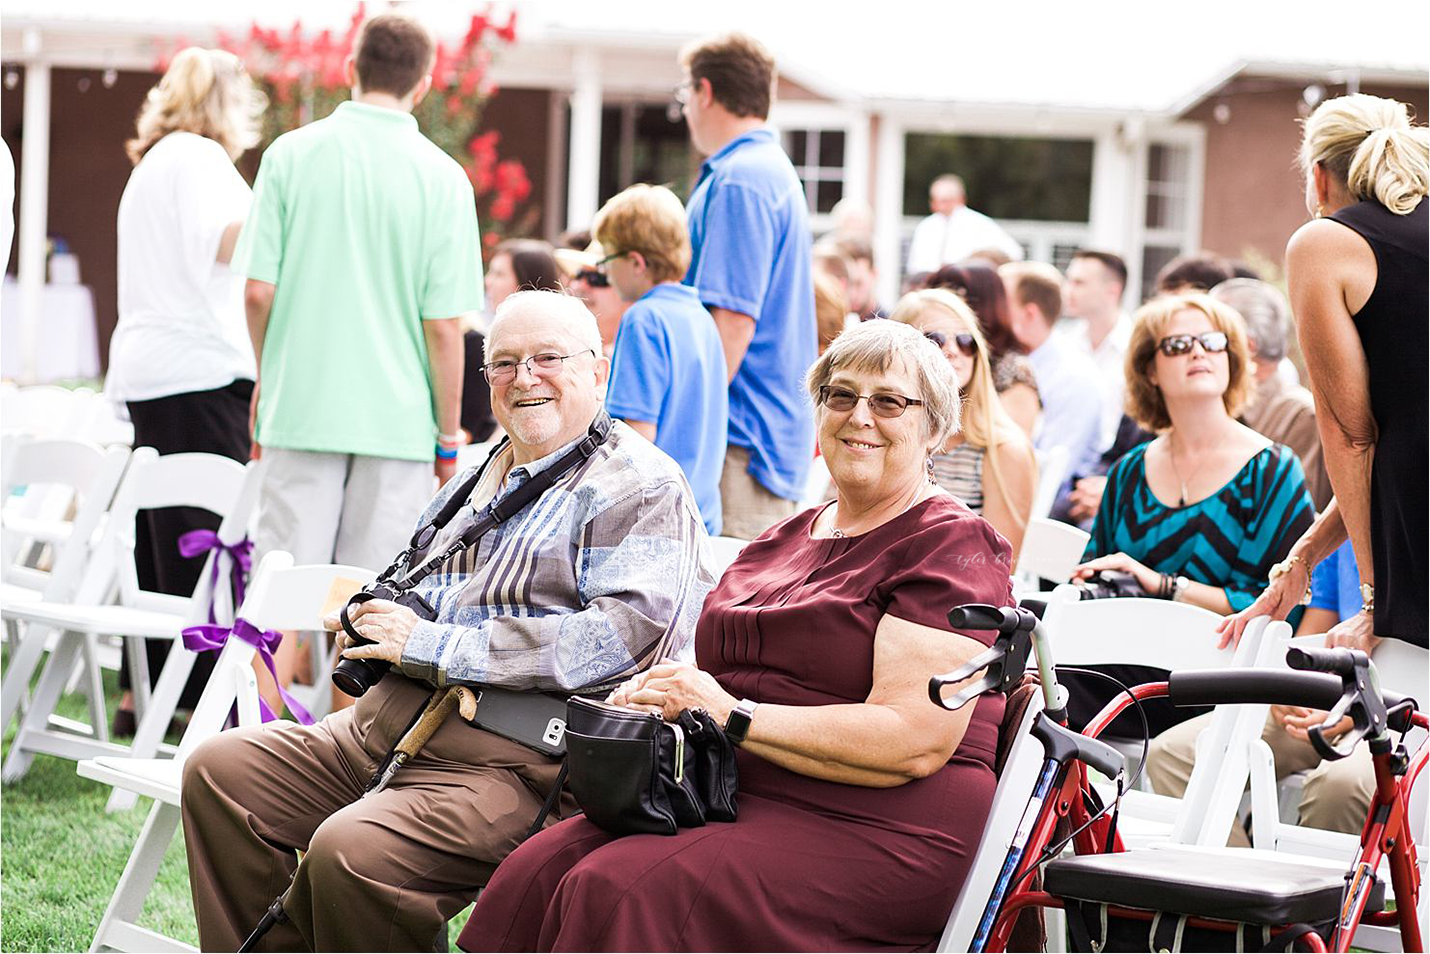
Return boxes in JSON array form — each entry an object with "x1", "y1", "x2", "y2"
[
  {"x1": 254, "y1": 448, "x2": 435, "y2": 574},
  {"x1": 718, "y1": 445, "x2": 800, "y2": 541}
]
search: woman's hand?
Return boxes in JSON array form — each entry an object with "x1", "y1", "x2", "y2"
[
  {"x1": 1272, "y1": 704, "x2": 1354, "y2": 743},
  {"x1": 617, "y1": 661, "x2": 739, "y2": 725},
  {"x1": 1214, "y1": 561, "x2": 1310, "y2": 648},
  {"x1": 1070, "y1": 552, "x2": 1161, "y2": 595},
  {"x1": 1325, "y1": 610, "x2": 1381, "y2": 656},
  {"x1": 324, "y1": 599, "x2": 420, "y2": 666}
]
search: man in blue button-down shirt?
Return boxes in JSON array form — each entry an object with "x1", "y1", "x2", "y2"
[{"x1": 677, "y1": 32, "x2": 816, "y2": 540}]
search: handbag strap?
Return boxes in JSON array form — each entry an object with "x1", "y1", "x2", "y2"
[
  {"x1": 522, "y1": 759, "x2": 569, "y2": 842},
  {"x1": 381, "y1": 412, "x2": 613, "y2": 597}
]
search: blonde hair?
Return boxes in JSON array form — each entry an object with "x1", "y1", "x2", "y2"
[
  {"x1": 890, "y1": 289, "x2": 1034, "y2": 528},
  {"x1": 1300, "y1": 93, "x2": 1429, "y2": 216},
  {"x1": 813, "y1": 271, "x2": 848, "y2": 354},
  {"x1": 127, "y1": 48, "x2": 266, "y2": 164},
  {"x1": 1124, "y1": 293, "x2": 1252, "y2": 431},
  {"x1": 592, "y1": 184, "x2": 692, "y2": 284}
]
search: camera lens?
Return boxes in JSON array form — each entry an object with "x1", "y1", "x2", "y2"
[{"x1": 332, "y1": 656, "x2": 387, "y2": 697}]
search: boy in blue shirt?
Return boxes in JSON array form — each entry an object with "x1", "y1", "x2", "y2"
[{"x1": 595, "y1": 184, "x2": 728, "y2": 535}]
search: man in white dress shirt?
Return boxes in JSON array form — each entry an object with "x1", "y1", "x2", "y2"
[
  {"x1": 905, "y1": 174, "x2": 1024, "y2": 276},
  {"x1": 1056, "y1": 250, "x2": 1132, "y2": 449}
]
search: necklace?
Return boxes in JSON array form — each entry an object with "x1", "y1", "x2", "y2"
[
  {"x1": 829, "y1": 479, "x2": 926, "y2": 538},
  {"x1": 1166, "y1": 435, "x2": 1210, "y2": 507}
]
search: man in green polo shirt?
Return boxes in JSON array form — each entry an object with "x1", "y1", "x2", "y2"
[{"x1": 237, "y1": 14, "x2": 480, "y2": 664}]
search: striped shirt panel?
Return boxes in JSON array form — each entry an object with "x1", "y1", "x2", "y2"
[
  {"x1": 930, "y1": 443, "x2": 984, "y2": 513},
  {"x1": 1083, "y1": 442, "x2": 1315, "y2": 611},
  {"x1": 399, "y1": 420, "x2": 715, "y2": 693}
]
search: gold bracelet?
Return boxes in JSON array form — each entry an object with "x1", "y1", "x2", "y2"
[{"x1": 1268, "y1": 554, "x2": 1313, "y2": 606}]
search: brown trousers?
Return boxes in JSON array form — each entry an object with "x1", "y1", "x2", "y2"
[
  {"x1": 718, "y1": 445, "x2": 799, "y2": 541},
  {"x1": 1145, "y1": 710, "x2": 1375, "y2": 847},
  {"x1": 180, "y1": 674, "x2": 568, "y2": 952}
]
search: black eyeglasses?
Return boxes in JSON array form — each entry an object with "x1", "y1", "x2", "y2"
[
  {"x1": 1157, "y1": 331, "x2": 1229, "y2": 357},
  {"x1": 574, "y1": 269, "x2": 609, "y2": 289},
  {"x1": 673, "y1": 80, "x2": 694, "y2": 105},
  {"x1": 923, "y1": 330, "x2": 977, "y2": 358},
  {"x1": 482, "y1": 349, "x2": 595, "y2": 386},
  {"x1": 817, "y1": 385, "x2": 925, "y2": 418},
  {"x1": 594, "y1": 251, "x2": 626, "y2": 274}
]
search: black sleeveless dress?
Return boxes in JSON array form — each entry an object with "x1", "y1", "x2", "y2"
[{"x1": 1328, "y1": 198, "x2": 1428, "y2": 648}]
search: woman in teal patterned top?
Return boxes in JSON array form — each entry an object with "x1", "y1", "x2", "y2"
[{"x1": 1073, "y1": 293, "x2": 1314, "y2": 616}]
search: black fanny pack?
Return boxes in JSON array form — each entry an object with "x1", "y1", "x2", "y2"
[{"x1": 564, "y1": 697, "x2": 738, "y2": 836}]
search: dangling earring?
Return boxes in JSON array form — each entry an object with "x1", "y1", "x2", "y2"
[
  {"x1": 1314, "y1": 203, "x2": 1325, "y2": 219},
  {"x1": 926, "y1": 455, "x2": 937, "y2": 485}
]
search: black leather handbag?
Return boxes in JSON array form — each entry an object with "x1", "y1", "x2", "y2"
[{"x1": 564, "y1": 697, "x2": 738, "y2": 836}]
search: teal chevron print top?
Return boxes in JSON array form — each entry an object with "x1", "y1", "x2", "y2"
[{"x1": 1083, "y1": 442, "x2": 1315, "y2": 612}]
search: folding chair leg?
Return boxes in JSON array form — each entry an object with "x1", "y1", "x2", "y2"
[
  {"x1": 1045, "y1": 905, "x2": 1067, "y2": 953},
  {"x1": 106, "y1": 644, "x2": 195, "y2": 813},
  {"x1": 127, "y1": 638, "x2": 151, "y2": 724},
  {"x1": 1, "y1": 621, "x2": 55, "y2": 731},
  {"x1": 80, "y1": 636, "x2": 110, "y2": 744},
  {"x1": 88, "y1": 800, "x2": 191, "y2": 953},
  {"x1": 3, "y1": 630, "x2": 87, "y2": 782}
]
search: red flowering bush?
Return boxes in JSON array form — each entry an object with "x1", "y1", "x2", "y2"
[{"x1": 160, "y1": 3, "x2": 535, "y2": 251}]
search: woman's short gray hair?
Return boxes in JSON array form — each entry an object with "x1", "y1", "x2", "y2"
[
  {"x1": 805, "y1": 319, "x2": 961, "y2": 445},
  {"x1": 1209, "y1": 278, "x2": 1290, "y2": 362}
]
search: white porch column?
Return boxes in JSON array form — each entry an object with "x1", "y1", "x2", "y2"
[
  {"x1": 565, "y1": 49, "x2": 602, "y2": 233},
  {"x1": 842, "y1": 109, "x2": 872, "y2": 214},
  {"x1": 543, "y1": 88, "x2": 568, "y2": 240},
  {"x1": 872, "y1": 114, "x2": 905, "y2": 310},
  {"x1": 17, "y1": 31, "x2": 50, "y2": 385}
]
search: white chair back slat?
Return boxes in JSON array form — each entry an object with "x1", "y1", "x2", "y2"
[
  {"x1": 707, "y1": 536, "x2": 748, "y2": 578},
  {"x1": 1039, "y1": 584, "x2": 1230, "y2": 671},
  {"x1": 1, "y1": 385, "x2": 96, "y2": 439},
  {"x1": 1030, "y1": 444, "x2": 1069, "y2": 521},
  {"x1": 1013, "y1": 518, "x2": 1089, "y2": 588}
]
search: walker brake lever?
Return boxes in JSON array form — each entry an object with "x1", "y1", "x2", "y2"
[{"x1": 929, "y1": 604, "x2": 1038, "y2": 711}]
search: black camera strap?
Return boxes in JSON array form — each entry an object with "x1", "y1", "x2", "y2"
[{"x1": 381, "y1": 412, "x2": 613, "y2": 598}]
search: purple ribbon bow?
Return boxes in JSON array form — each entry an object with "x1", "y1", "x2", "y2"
[
  {"x1": 178, "y1": 530, "x2": 254, "y2": 624},
  {"x1": 182, "y1": 618, "x2": 315, "y2": 726}
]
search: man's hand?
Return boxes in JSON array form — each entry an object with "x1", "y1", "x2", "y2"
[
  {"x1": 248, "y1": 381, "x2": 262, "y2": 461},
  {"x1": 1068, "y1": 475, "x2": 1106, "y2": 523},
  {"x1": 1273, "y1": 703, "x2": 1353, "y2": 743},
  {"x1": 1325, "y1": 610, "x2": 1381, "y2": 656},
  {"x1": 325, "y1": 599, "x2": 421, "y2": 666},
  {"x1": 1070, "y1": 551, "x2": 1161, "y2": 595},
  {"x1": 1214, "y1": 559, "x2": 1309, "y2": 649}
]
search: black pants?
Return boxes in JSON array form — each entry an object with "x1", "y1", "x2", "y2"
[{"x1": 120, "y1": 379, "x2": 253, "y2": 710}]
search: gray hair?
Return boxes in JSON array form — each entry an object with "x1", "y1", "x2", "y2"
[
  {"x1": 1210, "y1": 278, "x2": 1290, "y2": 362},
  {"x1": 805, "y1": 319, "x2": 961, "y2": 445},
  {"x1": 485, "y1": 289, "x2": 603, "y2": 360}
]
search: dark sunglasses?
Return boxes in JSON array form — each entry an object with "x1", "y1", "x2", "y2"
[
  {"x1": 1157, "y1": 331, "x2": 1229, "y2": 357},
  {"x1": 574, "y1": 269, "x2": 609, "y2": 288},
  {"x1": 817, "y1": 384, "x2": 924, "y2": 419},
  {"x1": 923, "y1": 330, "x2": 977, "y2": 358}
]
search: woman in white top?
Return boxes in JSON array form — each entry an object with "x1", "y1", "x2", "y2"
[
  {"x1": 108, "y1": 48, "x2": 265, "y2": 733},
  {"x1": 890, "y1": 288, "x2": 1038, "y2": 560}
]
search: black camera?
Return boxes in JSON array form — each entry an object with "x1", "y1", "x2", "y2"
[
  {"x1": 331, "y1": 583, "x2": 438, "y2": 698},
  {"x1": 1072, "y1": 569, "x2": 1147, "y2": 601}
]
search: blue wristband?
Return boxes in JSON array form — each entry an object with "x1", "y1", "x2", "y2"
[{"x1": 435, "y1": 444, "x2": 458, "y2": 461}]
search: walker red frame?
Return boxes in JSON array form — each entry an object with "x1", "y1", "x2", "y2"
[{"x1": 980, "y1": 683, "x2": 1427, "y2": 954}]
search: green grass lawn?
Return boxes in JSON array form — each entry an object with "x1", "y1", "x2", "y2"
[
  {"x1": 0, "y1": 655, "x2": 474, "y2": 953},
  {"x1": 1, "y1": 665, "x2": 198, "y2": 953}
]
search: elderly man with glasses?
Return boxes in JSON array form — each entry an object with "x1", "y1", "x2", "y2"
[{"x1": 181, "y1": 290, "x2": 716, "y2": 952}]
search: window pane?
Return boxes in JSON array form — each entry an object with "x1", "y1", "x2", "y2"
[
  {"x1": 816, "y1": 179, "x2": 843, "y2": 214},
  {"x1": 819, "y1": 131, "x2": 845, "y2": 168},
  {"x1": 902, "y1": 134, "x2": 1094, "y2": 221},
  {"x1": 1141, "y1": 245, "x2": 1181, "y2": 300},
  {"x1": 786, "y1": 130, "x2": 808, "y2": 163}
]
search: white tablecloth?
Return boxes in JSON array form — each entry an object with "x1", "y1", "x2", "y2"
[{"x1": 1, "y1": 278, "x2": 101, "y2": 382}]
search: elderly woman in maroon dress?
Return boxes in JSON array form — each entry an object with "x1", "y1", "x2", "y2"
[{"x1": 459, "y1": 319, "x2": 1014, "y2": 952}]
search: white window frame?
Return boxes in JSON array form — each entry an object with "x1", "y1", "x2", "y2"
[{"x1": 769, "y1": 102, "x2": 869, "y2": 235}]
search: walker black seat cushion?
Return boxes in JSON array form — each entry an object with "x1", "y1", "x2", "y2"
[{"x1": 1044, "y1": 846, "x2": 1384, "y2": 925}]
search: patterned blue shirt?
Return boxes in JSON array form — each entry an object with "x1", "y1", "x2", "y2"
[{"x1": 399, "y1": 420, "x2": 715, "y2": 693}]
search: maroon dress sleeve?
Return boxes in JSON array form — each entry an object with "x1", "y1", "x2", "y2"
[{"x1": 877, "y1": 501, "x2": 1015, "y2": 646}]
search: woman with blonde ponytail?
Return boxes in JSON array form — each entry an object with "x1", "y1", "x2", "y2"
[
  {"x1": 107, "y1": 48, "x2": 267, "y2": 733},
  {"x1": 1220, "y1": 93, "x2": 1427, "y2": 657},
  {"x1": 891, "y1": 289, "x2": 1037, "y2": 558}
]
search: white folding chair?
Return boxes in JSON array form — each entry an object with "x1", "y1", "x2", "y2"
[
  {"x1": 707, "y1": 535, "x2": 748, "y2": 578},
  {"x1": 1029, "y1": 444, "x2": 1069, "y2": 521},
  {"x1": 1, "y1": 384, "x2": 97, "y2": 439},
  {"x1": 83, "y1": 395, "x2": 135, "y2": 447},
  {"x1": 1245, "y1": 633, "x2": 1429, "y2": 951},
  {"x1": 1012, "y1": 518, "x2": 1089, "y2": 594},
  {"x1": 798, "y1": 455, "x2": 832, "y2": 510},
  {"x1": 1037, "y1": 584, "x2": 1273, "y2": 846},
  {"x1": 78, "y1": 552, "x2": 373, "y2": 954},
  {"x1": 3, "y1": 450, "x2": 262, "y2": 811},
  {"x1": 2, "y1": 440, "x2": 132, "y2": 737}
]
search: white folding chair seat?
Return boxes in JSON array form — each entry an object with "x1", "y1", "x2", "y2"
[
  {"x1": 78, "y1": 552, "x2": 372, "y2": 954},
  {"x1": 2, "y1": 449, "x2": 262, "y2": 812},
  {"x1": 707, "y1": 535, "x2": 748, "y2": 577}
]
